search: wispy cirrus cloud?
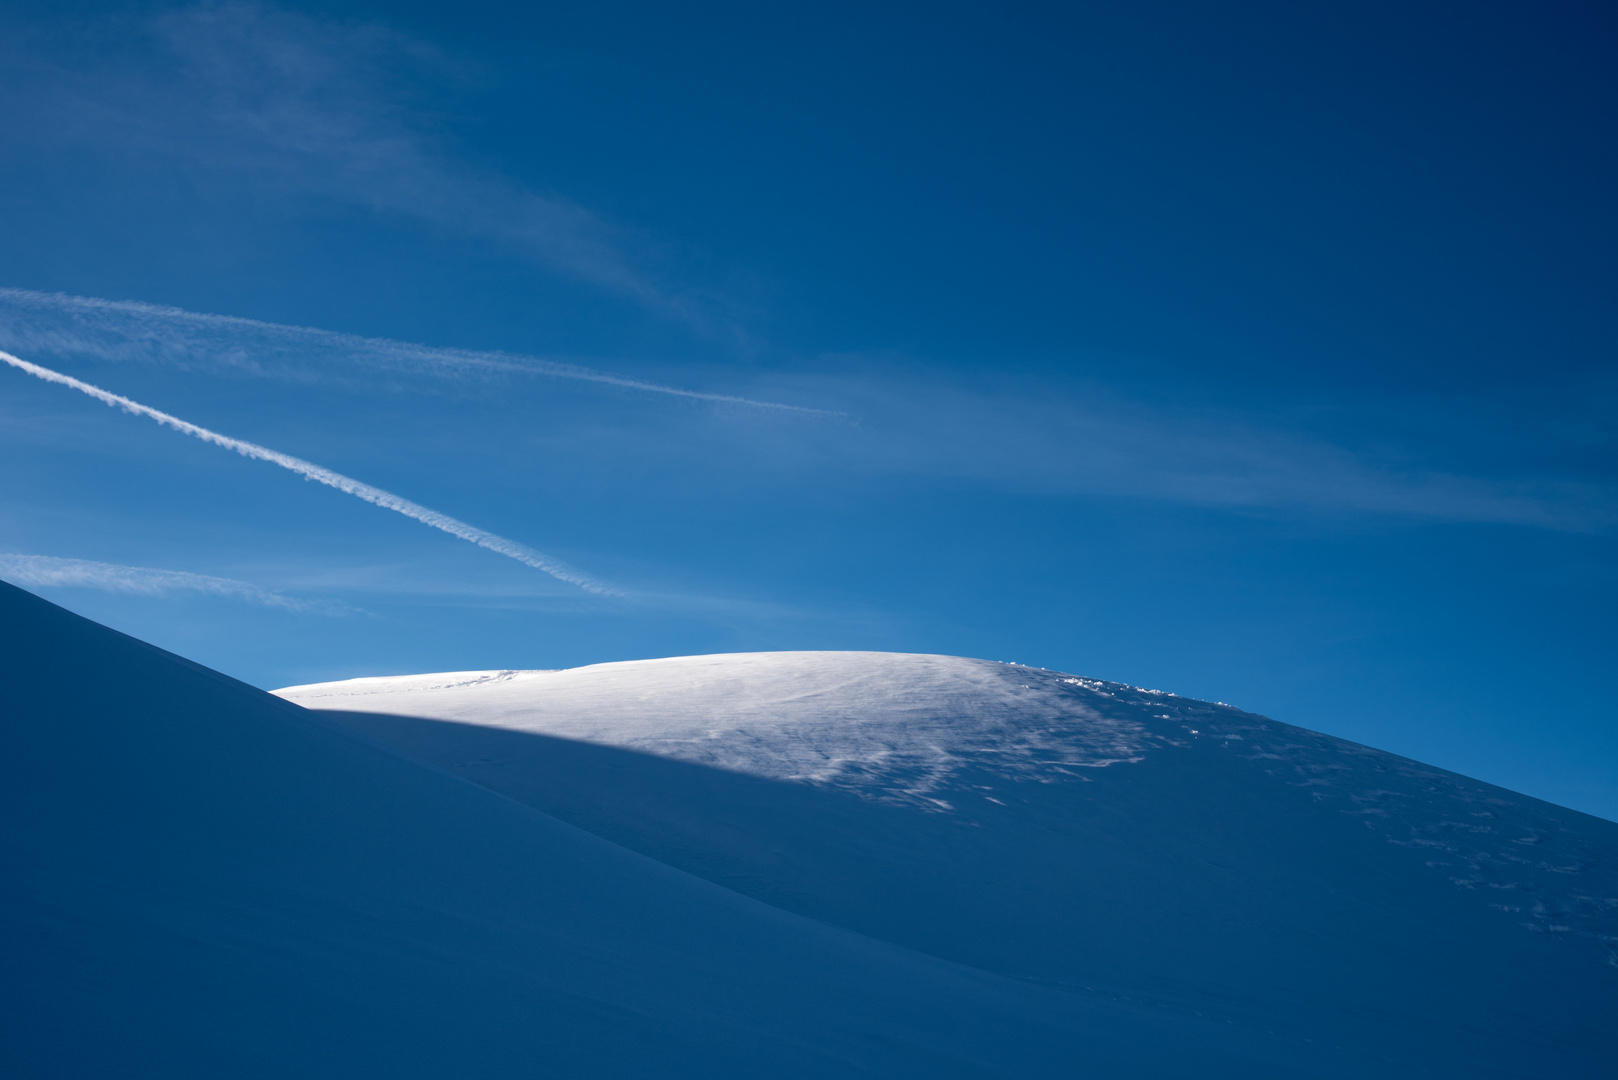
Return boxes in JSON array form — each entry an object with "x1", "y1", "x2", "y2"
[
  {"x1": 2, "y1": 2, "x2": 744, "y2": 343},
  {"x1": 0, "y1": 287, "x2": 839, "y2": 416},
  {"x1": 0, "y1": 553, "x2": 346, "y2": 613},
  {"x1": 776, "y1": 362, "x2": 1618, "y2": 532},
  {"x1": 0, "y1": 4, "x2": 1608, "y2": 548},
  {"x1": 1, "y1": 285, "x2": 1604, "y2": 533}
]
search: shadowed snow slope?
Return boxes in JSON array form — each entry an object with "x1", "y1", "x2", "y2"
[
  {"x1": 278, "y1": 653, "x2": 1618, "y2": 1079},
  {"x1": 3, "y1": 582, "x2": 1395, "y2": 1079}
]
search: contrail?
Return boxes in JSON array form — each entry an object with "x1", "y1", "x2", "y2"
[
  {"x1": 0, "y1": 350, "x2": 617, "y2": 595},
  {"x1": 0, "y1": 288, "x2": 844, "y2": 417}
]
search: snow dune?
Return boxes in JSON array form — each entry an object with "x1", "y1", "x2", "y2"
[
  {"x1": 279, "y1": 652, "x2": 1618, "y2": 1078},
  {"x1": 2, "y1": 579, "x2": 1383, "y2": 1078},
  {"x1": 277, "y1": 654, "x2": 1162, "y2": 803},
  {"x1": 4, "y1": 575, "x2": 1614, "y2": 1077}
]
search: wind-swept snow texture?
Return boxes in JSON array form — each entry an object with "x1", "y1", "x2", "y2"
[
  {"x1": 5, "y1": 581, "x2": 1431, "y2": 1080},
  {"x1": 280, "y1": 653, "x2": 1618, "y2": 1079}
]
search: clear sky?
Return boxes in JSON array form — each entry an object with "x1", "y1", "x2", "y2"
[{"x1": 1, "y1": 1, "x2": 1614, "y2": 820}]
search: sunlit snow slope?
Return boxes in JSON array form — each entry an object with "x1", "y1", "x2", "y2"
[
  {"x1": 3, "y1": 581, "x2": 1376, "y2": 1079},
  {"x1": 279, "y1": 652, "x2": 1618, "y2": 1079}
]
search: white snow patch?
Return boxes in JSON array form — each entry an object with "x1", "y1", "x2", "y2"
[{"x1": 278, "y1": 651, "x2": 1160, "y2": 806}]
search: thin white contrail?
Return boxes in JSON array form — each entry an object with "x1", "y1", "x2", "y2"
[{"x1": 0, "y1": 350, "x2": 617, "y2": 596}]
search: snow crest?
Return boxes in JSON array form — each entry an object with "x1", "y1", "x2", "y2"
[
  {"x1": 278, "y1": 651, "x2": 1618, "y2": 964},
  {"x1": 278, "y1": 652, "x2": 1162, "y2": 808}
]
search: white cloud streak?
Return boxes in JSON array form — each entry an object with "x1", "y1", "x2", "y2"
[
  {"x1": 0, "y1": 350, "x2": 617, "y2": 594},
  {"x1": 0, "y1": 287, "x2": 839, "y2": 417},
  {"x1": 776, "y1": 362, "x2": 1618, "y2": 532},
  {"x1": 3, "y1": 2, "x2": 751, "y2": 343},
  {"x1": 0, "y1": 552, "x2": 335, "y2": 611}
]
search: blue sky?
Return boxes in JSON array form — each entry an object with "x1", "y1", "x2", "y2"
[{"x1": 1, "y1": 0, "x2": 1615, "y2": 819}]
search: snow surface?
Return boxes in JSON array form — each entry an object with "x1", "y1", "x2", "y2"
[
  {"x1": 278, "y1": 654, "x2": 1162, "y2": 806},
  {"x1": 4, "y1": 574, "x2": 1615, "y2": 1078},
  {"x1": 279, "y1": 652, "x2": 1618, "y2": 1078},
  {"x1": 6, "y1": 580, "x2": 1421, "y2": 1080}
]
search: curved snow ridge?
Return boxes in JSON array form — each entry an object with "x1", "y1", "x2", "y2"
[
  {"x1": 276, "y1": 652, "x2": 1169, "y2": 807},
  {"x1": 277, "y1": 651, "x2": 1618, "y2": 962},
  {"x1": 282, "y1": 669, "x2": 555, "y2": 698}
]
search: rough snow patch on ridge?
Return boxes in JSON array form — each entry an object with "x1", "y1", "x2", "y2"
[{"x1": 276, "y1": 652, "x2": 1162, "y2": 807}]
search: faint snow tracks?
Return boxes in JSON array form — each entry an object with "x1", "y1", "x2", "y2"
[{"x1": 1065, "y1": 678, "x2": 1618, "y2": 967}]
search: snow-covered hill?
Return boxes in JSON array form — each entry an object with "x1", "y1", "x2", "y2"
[
  {"x1": 276, "y1": 653, "x2": 1164, "y2": 805},
  {"x1": 6, "y1": 582, "x2": 1358, "y2": 1079},
  {"x1": 278, "y1": 652, "x2": 1618, "y2": 1078},
  {"x1": 4, "y1": 575, "x2": 1614, "y2": 1077}
]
